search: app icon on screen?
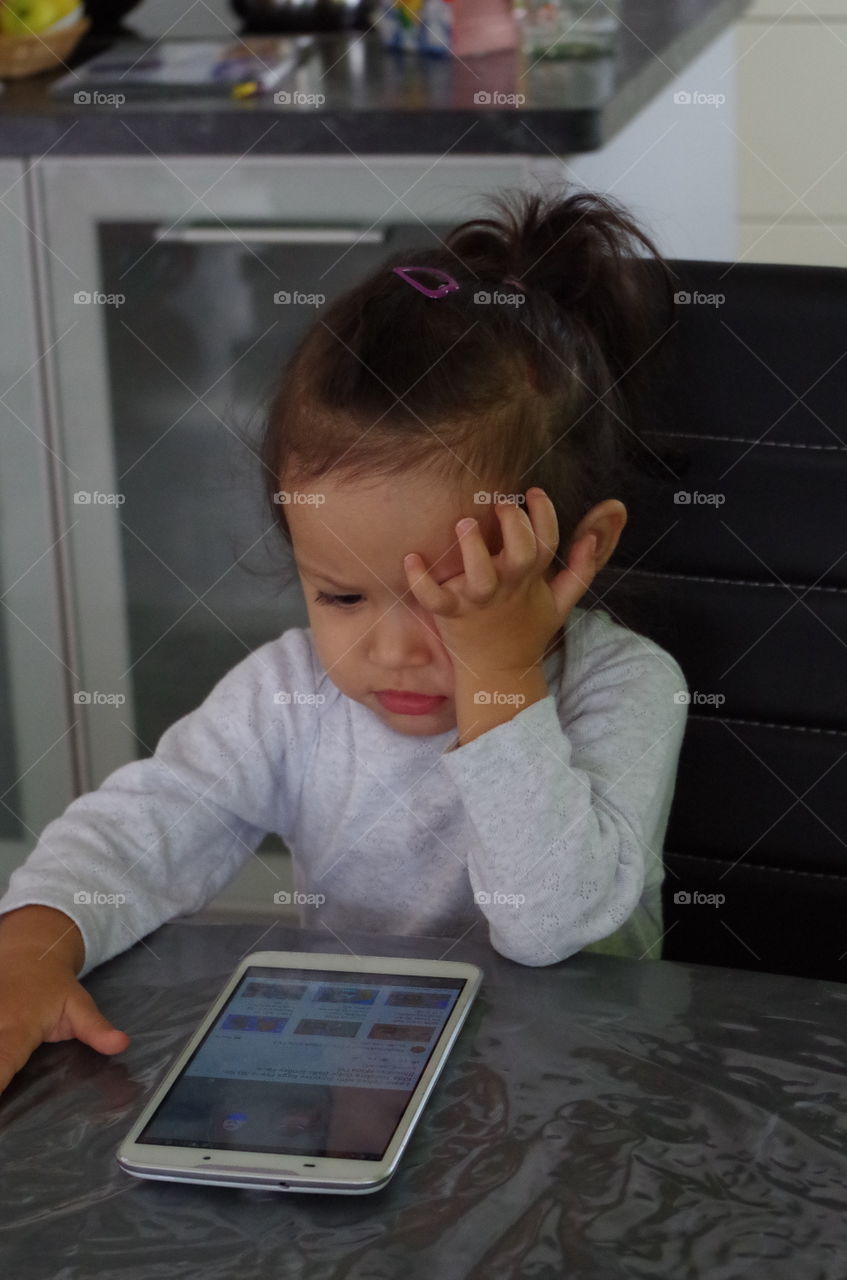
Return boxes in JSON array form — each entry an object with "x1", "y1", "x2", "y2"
[{"x1": 222, "y1": 1112, "x2": 248, "y2": 1132}]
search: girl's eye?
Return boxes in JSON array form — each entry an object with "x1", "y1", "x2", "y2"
[{"x1": 313, "y1": 591, "x2": 363, "y2": 609}]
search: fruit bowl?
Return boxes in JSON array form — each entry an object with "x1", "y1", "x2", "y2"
[{"x1": 0, "y1": 3, "x2": 90, "y2": 78}]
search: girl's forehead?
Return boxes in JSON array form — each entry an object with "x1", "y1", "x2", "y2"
[{"x1": 286, "y1": 473, "x2": 501, "y2": 578}]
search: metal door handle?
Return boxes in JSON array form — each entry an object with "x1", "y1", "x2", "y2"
[{"x1": 153, "y1": 225, "x2": 386, "y2": 245}]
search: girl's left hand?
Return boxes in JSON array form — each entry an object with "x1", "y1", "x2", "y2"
[{"x1": 403, "y1": 488, "x2": 598, "y2": 676}]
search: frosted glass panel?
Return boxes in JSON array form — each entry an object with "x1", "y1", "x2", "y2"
[
  {"x1": 0, "y1": 580, "x2": 22, "y2": 841},
  {"x1": 97, "y1": 220, "x2": 449, "y2": 755}
]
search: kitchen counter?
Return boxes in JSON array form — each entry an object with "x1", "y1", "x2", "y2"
[{"x1": 0, "y1": 0, "x2": 751, "y2": 156}]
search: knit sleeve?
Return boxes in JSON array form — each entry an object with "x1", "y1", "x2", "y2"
[{"x1": 440, "y1": 627, "x2": 689, "y2": 966}]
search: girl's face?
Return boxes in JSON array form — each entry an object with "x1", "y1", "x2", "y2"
[{"x1": 284, "y1": 468, "x2": 504, "y2": 737}]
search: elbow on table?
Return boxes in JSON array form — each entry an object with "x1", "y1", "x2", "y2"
[
  {"x1": 487, "y1": 926, "x2": 584, "y2": 968},
  {"x1": 487, "y1": 862, "x2": 647, "y2": 967}
]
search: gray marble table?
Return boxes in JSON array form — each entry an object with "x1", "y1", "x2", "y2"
[{"x1": 1, "y1": 916, "x2": 846, "y2": 1278}]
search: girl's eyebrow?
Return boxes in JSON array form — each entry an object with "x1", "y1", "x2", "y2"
[
  {"x1": 297, "y1": 563, "x2": 359, "y2": 590},
  {"x1": 298, "y1": 560, "x2": 455, "y2": 590}
]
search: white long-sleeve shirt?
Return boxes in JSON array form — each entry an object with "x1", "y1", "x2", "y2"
[{"x1": 0, "y1": 606, "x2": 689, "y2": 979}]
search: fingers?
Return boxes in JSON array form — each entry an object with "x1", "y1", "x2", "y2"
[
  {"x1": 404, "y1": 487, "x2": 560, "y2": 613},
  {"x1": 69, "y1": 988, "x2": 131, "y2": 1055},
  {"x1": 548, "y1": 529, "x2": 598, "y2": 617},
  {"x1": 488, "y1": 488, "x2": 557, "y2": 581},
  {"x1": 0, "y1": 964, "x2": 131, "y2": 1097},
  {"x1": 521, "y1": 488, "x2": 559, "y2": 570},
  {"x1": 455, "y1": 518, "x2": 499, "y2": 600},
  {"x1": 403, "y1": 552, "x2": 457, "y2": 615},
  {"x1": 0, "y1": 1012, "x2": 129, "y2": 1098}
]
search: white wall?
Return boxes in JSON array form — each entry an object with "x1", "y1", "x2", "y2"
[
  {"x1": 737, "y1": 0, "x2": 847, "y2": 265},
  {"x1": 530, "y1": 26, "x2": 740, "y2": 261}
]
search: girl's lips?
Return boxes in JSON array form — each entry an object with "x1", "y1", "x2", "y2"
[{"x1": 376, "y1": 690, "x2": 447, "y2": 715}]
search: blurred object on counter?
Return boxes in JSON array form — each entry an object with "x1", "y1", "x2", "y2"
[
  {"x1": 515, "y1": 0, "x2": 621, "y2": 60},
  {"x1": 1, "y1": 0, "x2": 78, "y2": 34},
  {"x1": 375, "y1": 0, "x2": 517, "y2": 57},
  {"x1": 375, "y1": 0, "x2": 451, "y2": 56},
  {"x1": 0, "y1": 0, "x2": 89, "y2": 77},
  {"x1": 49, "y1": 34, "x2": 314, "y2": 97},
  {"x1": 453, "y1": 0, "x2": 517, "y2": 57},
  {"x1": 230, "y1": 0, "x2": 372, "y2": 33},
  {"x1": 82, "y1": 0, "x2": 142, "y2": 30}
]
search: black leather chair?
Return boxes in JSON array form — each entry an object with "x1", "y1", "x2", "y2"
[{"x1": 616, "y1": 259, "x2": 847, "y2": 984}]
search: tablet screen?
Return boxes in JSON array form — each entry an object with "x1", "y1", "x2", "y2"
[{"x1": 135, "y1": 965, "x2": 466, "y2": 1160}]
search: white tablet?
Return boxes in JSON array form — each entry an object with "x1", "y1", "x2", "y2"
[{"x1": 116, "y1": 950, "x2": 483, "y2": 1194}]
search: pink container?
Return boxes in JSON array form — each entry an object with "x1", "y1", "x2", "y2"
[
  {"x1": 452, "y1": 0, "x2": 518, "y2": 56},
  {"x1": 376, "y1": 0, "x2": 517, "y2": 57}
]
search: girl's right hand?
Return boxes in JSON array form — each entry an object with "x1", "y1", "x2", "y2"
[{"x1": 0, "y1": 954, "x2": 130, "y2": 1096}]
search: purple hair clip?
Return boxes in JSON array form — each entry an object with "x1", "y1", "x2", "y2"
[
  {"x1": 392, "y1": 265, "x2": 528, "y2": 298},
  {"x1": 391, "y1": 266, "x2": 460, "y2": 298}
]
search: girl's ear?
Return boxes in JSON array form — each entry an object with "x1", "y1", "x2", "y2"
[{"x1": 567, "y1": 500, "x2": 628, "y2": 571}]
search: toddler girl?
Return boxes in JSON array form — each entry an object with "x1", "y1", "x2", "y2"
[{"x1": 0, "y1": 184, "x2": 689, "y2": 1093}]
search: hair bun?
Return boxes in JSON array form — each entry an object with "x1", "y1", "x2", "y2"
[{"x1": 446, "y1": 185, "x2": 674, "y2": 386}]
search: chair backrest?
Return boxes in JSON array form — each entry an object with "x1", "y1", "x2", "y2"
[{"x1": 620, "y1": 259, "x2": 847, "y2": 983}]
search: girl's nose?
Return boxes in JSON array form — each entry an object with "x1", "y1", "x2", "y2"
[{"x1": 367, "y1": 603, "x2": 439, "y2": 669}]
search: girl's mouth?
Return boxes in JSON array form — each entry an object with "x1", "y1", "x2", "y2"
[{"x1": 375, "y1": 690, "x2": 447, "y2": 715}]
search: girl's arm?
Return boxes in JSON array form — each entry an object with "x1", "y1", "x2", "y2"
[
  {"x1": 0, "y1": 905, "x2": 85, "y2": 974},
  {"x1": 0, "y1": 629, "x2": 317, "y2": 979},
  {"x1": 440, "y1": 625, "x2": 689, "y2": 966}
]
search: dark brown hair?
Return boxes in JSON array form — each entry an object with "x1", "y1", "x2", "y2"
[{"x1": 256, "y1": 183, "x2": 687, "y2": 679}]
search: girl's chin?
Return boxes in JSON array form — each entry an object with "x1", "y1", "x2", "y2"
[
  {"x1": 383, "y1": 718, "x2": 457, "y2": 737},
  {"x1": 370, "y1": 697, "x2": 455, "y2": 734}
]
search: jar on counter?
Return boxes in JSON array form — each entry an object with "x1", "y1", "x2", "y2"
[{"x1": 515, "y1": 0, "x2": 621, "y2": 60}]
